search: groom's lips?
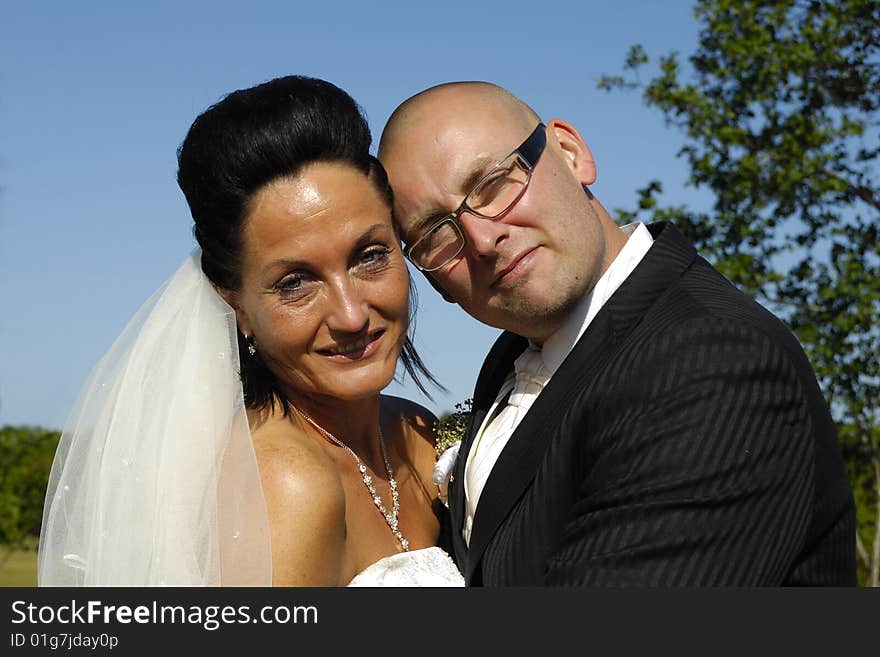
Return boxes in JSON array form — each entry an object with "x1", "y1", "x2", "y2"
[{"x1": 492, "y1": 246, "x2": 540, "y2": 287}]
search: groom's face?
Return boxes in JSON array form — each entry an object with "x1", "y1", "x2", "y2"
[{"x1": 380, "y1": 87, "x2": 605, "y2": 343}]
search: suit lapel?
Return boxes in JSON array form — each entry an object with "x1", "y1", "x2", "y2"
[
  {"x1": 464, "y1": 222, "x2": 698, "y2": 582},
  {"x1": 464, "y1": 310, "x2": 616, "y2": 580},
  {"x1": 448, "y1": 332, "x2": 527, "y2": 568}
]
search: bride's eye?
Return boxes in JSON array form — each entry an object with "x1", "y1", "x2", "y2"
[
  {"x1": 357, "y1": 246, "x2": 392, "y2": 271},
  {"x1": 275, "y1": 273, "x2": 314, "y2": 299}
]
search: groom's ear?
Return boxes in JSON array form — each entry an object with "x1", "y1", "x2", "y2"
[{"x1": 423, "y1": 271, "x2": 456, "y2": 304}]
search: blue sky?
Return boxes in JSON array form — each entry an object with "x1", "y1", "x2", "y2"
[{"x1": 0, "y1": 0, "x2": 704, "y2": 429}]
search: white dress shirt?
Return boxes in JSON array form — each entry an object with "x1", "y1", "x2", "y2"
[{"x1": 462, "y1": 222, "x2": 654, "y2": 544}]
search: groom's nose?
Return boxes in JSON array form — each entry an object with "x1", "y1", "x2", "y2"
[{"x1": 458, "y1": 212, "x2": 510, "y2": 259}]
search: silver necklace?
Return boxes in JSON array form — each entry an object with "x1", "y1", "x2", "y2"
[{"x1": 293, "y1": 406, "x2": 410, "y2": 552}]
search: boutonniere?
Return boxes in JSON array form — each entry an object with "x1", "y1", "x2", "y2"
[{"x1": 432, "y1": 400, "x2": 471, "y2": 506}]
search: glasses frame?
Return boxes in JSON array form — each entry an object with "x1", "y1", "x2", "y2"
[{"x1": 405, "y1": 122, "x2": 547, "y2": 272}]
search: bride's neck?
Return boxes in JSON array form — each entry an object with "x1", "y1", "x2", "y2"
[{"x1": 285, "y1": 392, "x2": 385, "y2": 456}]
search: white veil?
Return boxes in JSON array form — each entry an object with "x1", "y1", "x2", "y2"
[{"x1": 38, "y1": 250, "x2": 272, "y2": 586}]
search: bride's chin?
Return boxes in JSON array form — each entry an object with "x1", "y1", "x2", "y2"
[
  {"x1": 288, "y1": 367, "x2": 398, "y2": 403},
  {"x1": 332, "y1": 373, "x2": 397, "y2": 401}
]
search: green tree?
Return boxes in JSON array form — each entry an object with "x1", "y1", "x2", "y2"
[
  {"x1": 599, "y1": 0, "x2": 879, "y2": 585},
  {"x1": 436, "y1": 399, "x2": 472, "y2": 456},
  {"x1": 0, "y1": 425, "x2": 60, "y2": 561}
]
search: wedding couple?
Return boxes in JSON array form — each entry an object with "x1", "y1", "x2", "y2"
[{"x1": 38, "y1": 76, "x2": 855, "y2": 587}]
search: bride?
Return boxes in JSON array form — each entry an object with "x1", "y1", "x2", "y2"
[{"x1": 38, "y1": 75, "x2": 464, "y2": 587}]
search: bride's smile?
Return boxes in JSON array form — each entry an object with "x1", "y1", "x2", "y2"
[{"x1": 318, "y1": 328, "x2": 386, "y2": 360}]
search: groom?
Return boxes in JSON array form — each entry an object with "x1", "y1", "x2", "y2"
[{"x1": 378, "y1": 81, "x2": 856, "y2": 586}]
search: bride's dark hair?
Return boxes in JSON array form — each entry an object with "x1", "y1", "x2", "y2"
[{"x1": 176, "y1": 75, "x2": 441, "y2": 414}]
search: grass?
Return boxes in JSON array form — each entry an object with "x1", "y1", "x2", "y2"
[{"x1": 0, "y1": 549, "x2": 38, "y2": 586}]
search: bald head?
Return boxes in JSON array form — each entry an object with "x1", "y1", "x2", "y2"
[
  {"x1": 379, "y1": 81, "x2": 540, "y2": 159},
  {"x1": 378, "y1": 81, "x2": 546, "y2": 252}
]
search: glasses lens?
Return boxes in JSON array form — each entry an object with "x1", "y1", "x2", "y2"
[
  {"x1": 466, "y1": 155, "x2": 530, "y2": 218},
  {"x1": 410, "y1": 221, "x2": 464, "y2": 271}
]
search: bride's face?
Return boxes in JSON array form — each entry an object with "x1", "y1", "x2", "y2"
[{"x1": 230, "y1": 161, "x2": 410, "y2": 402}]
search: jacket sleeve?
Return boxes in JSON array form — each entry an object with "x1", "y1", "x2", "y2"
[{"x1": 544, "y1": 318, "x2": 826, "y2": 586}]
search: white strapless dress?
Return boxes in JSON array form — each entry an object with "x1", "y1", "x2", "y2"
[{"x1": 347, "y1": 547, "x2": 465, "y2": 587}]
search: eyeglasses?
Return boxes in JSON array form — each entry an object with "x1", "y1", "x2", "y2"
[{"x1": 405, "y1": 123, "x2": 547, "y2": 272}]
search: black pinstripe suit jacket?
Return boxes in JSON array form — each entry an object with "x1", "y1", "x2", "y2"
[{"x1": 447, "y1": 222, "x2": 855, "y2": 586}]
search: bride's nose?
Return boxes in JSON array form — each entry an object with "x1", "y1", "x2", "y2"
[{"x1": 325, "y1": 277, "x2": 370, "y2": 332}]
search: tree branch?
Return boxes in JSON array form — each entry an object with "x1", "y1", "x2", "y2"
[
  {"x1": 760, "y1": 295, "x2": 827, "y2": 314},
  {"x1": 856, "y1": 531, "x2": 871, "y2": 572},
  {"x1": 872, "y1": 455, "x2": 880, "y2": 587},
  {"x1": 822, "y1": 167, "x2": 880, "y2": 212}
]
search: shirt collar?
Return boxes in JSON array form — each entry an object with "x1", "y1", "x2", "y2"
[{"x1": 537, "y1": 222, "x2": 654, "y2": 375}]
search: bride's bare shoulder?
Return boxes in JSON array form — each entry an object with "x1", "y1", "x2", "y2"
[
  {"x1": 381, "y1": 394, "x2": 438, "y2": 445},
  {"x1": 247, "y1": 407, "x2": 346, "y2": 585}
]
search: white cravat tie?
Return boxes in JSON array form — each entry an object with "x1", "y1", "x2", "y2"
[{"x1": 464, "y1": 346, "x2": 551, "y2": 542}]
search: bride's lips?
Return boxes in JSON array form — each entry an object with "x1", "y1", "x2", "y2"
[
  {"x1": 318, "y1": 329, "x2": 386, "y2": 362},
  {"x1": 492, "y1": 246, "x2": 540, "y2": 287}
]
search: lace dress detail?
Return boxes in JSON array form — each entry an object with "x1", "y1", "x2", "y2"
[{"x1": 347, "y1": 547, "x2": 464, "y2": 587}]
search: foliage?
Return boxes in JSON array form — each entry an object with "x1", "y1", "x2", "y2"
[
  {"x1": 598, "y1": 0, "x2": 879, "y2": 585},
  {"x1": 0, "y1": 425, "x2": 60, "y2": 556},
  {"x1": 0, "y1": 549, "x2": 38, "y2": 586},
  {"x1": 436, "y1": 399, "x2": 472, "y2": 456}
]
